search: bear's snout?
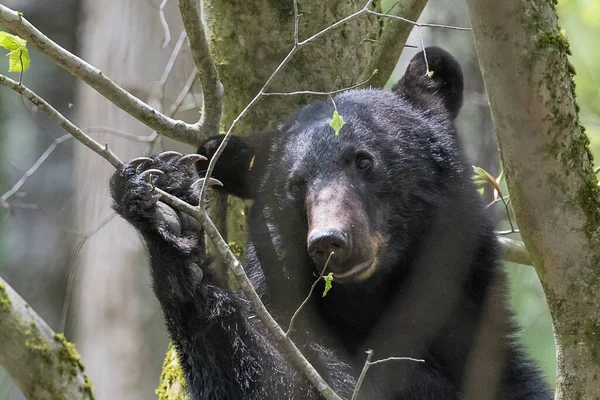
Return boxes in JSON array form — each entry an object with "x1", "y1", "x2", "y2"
[{"x1": 307, "y1": 228, "x2": 350, "y2": 268}]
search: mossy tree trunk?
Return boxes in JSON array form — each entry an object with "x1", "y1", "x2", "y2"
[{"x1": 466, "y1": 0, "x2": 600, "y2": 397}]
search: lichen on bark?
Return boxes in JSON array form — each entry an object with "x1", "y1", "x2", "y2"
[{"x1": 156, "y1": 343, "x2": 189, "y2": 400}]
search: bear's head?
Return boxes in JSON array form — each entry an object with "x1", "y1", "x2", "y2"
[{"x1": 198, "y1": 47, "x2": 473, "y2": 292}]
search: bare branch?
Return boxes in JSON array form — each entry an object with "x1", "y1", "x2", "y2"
[
  {"x1": 0, "y1": 277, "x2": 94, "y2": 399},
  {"x1": 366, "y1": 9, "x2": 471, "y2": 31},
  {"x1": 159, "y1": 0, "x2": 172, "y2": 48},
  {"x1": 168, "y1": 70, "x2": 198, "y2": 117},
  {"x1": 0, "y1": 74, "x2": 122, "y2": 169},
  {"x1": 0, "y1": 134, "x2": 71, "y2": 209},
  {"x1": 158, "y1": 30, "x2": 187, "y2": 86},
  {"x1": 178, "y1": 0, "x2": 222, "y2": 138},
  {"x1": 352, "y1": 350, "x2": 373, "y2": 400},
  {"x1": 263, "y1": 71, "x2": 377, "y2": 97},
  {"x1": 0, "y1": 4, "x2": 202, "y2": 146},
  {"x1": 498, "y1": 237, "x2": 532, "y2": 266},
  {"x1": 351, "y1": 350, "x2": 424, "y2": 400}
]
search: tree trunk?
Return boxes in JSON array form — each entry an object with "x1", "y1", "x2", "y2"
[
  {"x1": 466, "y1": 0, "x2": 600, "y2": 397},
  {"x1": 72, "y1": 1, "x2": 195, "y2": 398}
]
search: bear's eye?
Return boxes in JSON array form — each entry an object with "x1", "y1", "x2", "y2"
[
  {"x1": 288, "y1": 180, "x2": 304, "y2": 198},
  {"x1": 291, "y1": 184, "x2": 301, "y2": 196},
  {"x1": 356, "y1": 153, "x2": 373, "y2": 171}
]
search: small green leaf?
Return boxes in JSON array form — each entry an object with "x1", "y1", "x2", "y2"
[
  {"x1": 330, "y1": 110, "x2": 346, "y2": 136},
  {"x1": 472, "y1": 165, "x2": 503, "y2": 198},
  {"x1": 372, "y1": 69, "x2": 378, "y2": 75},
  {"x1": 322, "y1": 273, "x2": 334, "y2": 297},
  {"x1": 427, "y1": 70, "x2": 435, "y2": 78},
  {"x1": 0, "y1": 31, "x2": 30, "y2": 72}
]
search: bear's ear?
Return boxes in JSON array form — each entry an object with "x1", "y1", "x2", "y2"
[
  {"x1": 197, "y1": 132, "x2": 269, "y2": 199},
  {"x1": 392, "y1": 47, "x2": 464, "y2": 120}
]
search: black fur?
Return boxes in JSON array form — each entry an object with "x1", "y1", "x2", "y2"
[{"x1": 110, "y1": 47, "x2": 552, "y2": 399}]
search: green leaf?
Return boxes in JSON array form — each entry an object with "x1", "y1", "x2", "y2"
[
  {"x1": 0, "y1": 31, "x2": 30, "y2": 72},
  {"x1": 322, "y1": 273, "x2": 334, "y2": 297},
  {"x1": 330, "y1": 110, "x2": 346, "y2": 136},
  {"x1": 472, "y1": 165, "x2": 504, "y2": 198},
  {"x1": 427, "y1": 70, "x2": 435, "y2": 78}
]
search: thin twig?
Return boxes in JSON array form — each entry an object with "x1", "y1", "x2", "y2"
[
  {"x1": 0, "y1": 4, "x2": 202, "y2": 145},
  {"x1": 0, "y1": 134, "x2": 71, "y2": 208},
  {"x1": 352, "y1": 350, "x2": 373, "y2": 400},
  {"x1": 263, "y1": 71, "x2": 376, "y2": 97},
  {"x1": 159, "y1": 0, "x2": 171, "y2": 48},
  {"x1": 369, "y1": 356, "x2": 425, "y2": 365},
  {"x1": 168, "y1": 70, "x2": 198, "y2": 117},
  {"x1": 497, "y1": 229, "x2": 520, "y2": 235},
  {"x1": 365, "y1": 10, "x2": 471, "y2": 31},
  {"x1": 158, "y1": 30, "x2": 187, "y2": 85},
  {"x1": 286, "y1": 252, "x2": 334, "y2": 337},
  {"x1": 0, "y1": 74, "x2": 122, "y2": 168},
  {"x1": 351, "y1": 350, "x2": 424, "y2": 400},
  {"x1": 484, "y1": 195, "x2": 510, "y2": 209},
  {"x1": 500, "y1": 195, "x2": 517, "y2": 233}
]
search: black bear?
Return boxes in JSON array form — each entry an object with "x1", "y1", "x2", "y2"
[{"x1": 110, "y1": 47, "x2": 552, "y2": 399}]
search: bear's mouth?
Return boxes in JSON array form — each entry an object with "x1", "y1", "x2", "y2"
[{"x1": 332, "y1": 258, "x2": 376, "y2": 282}]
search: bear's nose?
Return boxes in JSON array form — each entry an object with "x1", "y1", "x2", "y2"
[{"x1": 307, "y1": 229, "x2": 350, "y2": 268}]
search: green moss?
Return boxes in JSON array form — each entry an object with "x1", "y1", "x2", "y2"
[
  {"x1": 80, "y1": 375, "x2": 94, "y2": 398},
  {"x1": 0, "y1": 284, "x2": 11, "y2": 311},
  {"x1": 156, "y1": 342, "x2": 189, "y2": 400},
  {"x1": 227, "y1": 241, "x2": 244, "y2": 259},
  {"x1": 53, "y1": 333, "x2": 95, "y2": 399},
  {"x1": 24, "y1": 322, "x2": 51, "y2": 361},
  {"x1": 53, "y1": 333, "x2": 85, "y2": 373},
  {"x1": 536, "y1": 30, "x2": 571, "y2": 55}
]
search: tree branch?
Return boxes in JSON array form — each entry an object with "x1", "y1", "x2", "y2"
[
  {"x1": 0, "y1": 277, "x2": 94, "y2": 399},
  {"x1": 0, "y1": 4, "x2": 202, "y2": 146},
  {"x1": 498, "y1": 237, "x2": 532, "y2": 266},
  {"x1": 178, "y1": 0, "x2": 222, "y2": 138}
]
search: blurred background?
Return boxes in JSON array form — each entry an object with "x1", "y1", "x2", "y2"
[{"x1": 0, "y1": 0, "x2": 596, "y2": 398}]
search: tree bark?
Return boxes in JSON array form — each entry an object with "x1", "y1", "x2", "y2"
[{"x1": 466, "y1": 0, "x2": 600, "y2": 397}]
